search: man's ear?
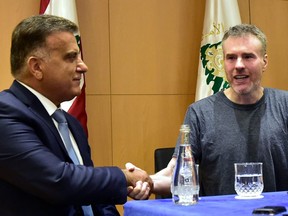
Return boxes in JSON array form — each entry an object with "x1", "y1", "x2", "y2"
[
  {"x1": 263, "y1": 53, "x2": 268, "y2": 72},
  {"x1": 27, "y1": 56, "x2": 43, "y2": 80}
]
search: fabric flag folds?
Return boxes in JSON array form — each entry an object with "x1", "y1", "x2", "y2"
[
  {"x1": 39, "y1": 0, "x2": 88, "y2": 136},
  {"x1": 195, "y1": 0, "x2": 241, "y2": 101}
]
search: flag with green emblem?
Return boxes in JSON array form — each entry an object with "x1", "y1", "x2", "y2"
[{"x1": 195, "y1": 0, "x2": 241, "y2": 101}]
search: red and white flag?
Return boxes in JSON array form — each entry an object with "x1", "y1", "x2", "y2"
[{"x1": 40, "y1": 0, "x2": 88, "y2": 136}]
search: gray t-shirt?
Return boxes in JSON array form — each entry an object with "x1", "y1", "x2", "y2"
[{"x1": 174, "y1": 88, "x2": 288, "y2": 196}]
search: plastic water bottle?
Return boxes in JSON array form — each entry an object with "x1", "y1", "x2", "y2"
[{"x1": 171, "y1": 124, "x2": 199, "y2": 205}]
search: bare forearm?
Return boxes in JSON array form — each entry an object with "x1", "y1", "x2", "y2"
[
  {"x1": 150, "y1": 157, "x2": 176, "y2": 195},
  {"x1": 150, "y1": 174, "x2": 171, "y2": 195}
]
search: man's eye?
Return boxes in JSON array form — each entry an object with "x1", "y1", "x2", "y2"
[
  {"x1": 243, "y1": 54, "x2": 254, "y2": 59},
  {"x1": 66, "y1": 53, "x2": 78, "y2": 61},
  {"x1": 226, "y1": 56, "x2": 236, "y2": 60},
  {"x1": 71, "y1": 54, "x2": 78, "y2": 59}
]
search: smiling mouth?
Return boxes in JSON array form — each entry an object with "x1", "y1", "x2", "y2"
[{"x1": 234, "y1": 75, "x2": 249, "y2": 79}]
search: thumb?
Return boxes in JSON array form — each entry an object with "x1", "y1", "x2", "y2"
[
  {"x1": 127, "y1": 186, "x2": 133, "y2": 194},
  {"x1": 125, "y1": 162, "x2": 135, "y2": 171}
]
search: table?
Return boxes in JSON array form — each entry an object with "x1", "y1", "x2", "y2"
[{"x1": 124, "y1": 191, "x2": 288, "y2": 216}]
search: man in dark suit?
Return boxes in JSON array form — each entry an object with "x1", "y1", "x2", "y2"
[{"x1": 0, "y1": 14, "x2": 152, "y2": 216}]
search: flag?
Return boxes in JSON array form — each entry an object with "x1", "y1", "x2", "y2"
[
  {"x1": 40, "y1": 0, "x2": 88, "y2": 136},
  {"x1": 195, "y1": 0, "x2": 241, "y2": 101}
]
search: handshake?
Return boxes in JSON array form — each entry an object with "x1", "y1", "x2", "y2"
[{"x1": 122, "y1": 163, "x2": 154, "y2": 200}]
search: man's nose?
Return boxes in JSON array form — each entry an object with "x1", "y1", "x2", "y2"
[
  {"x1": 76, "y1": 58, "x2": 88, "y2": 73},
  {"x1": 235, "y1": 58, "x2": 244, "y2": 69}
]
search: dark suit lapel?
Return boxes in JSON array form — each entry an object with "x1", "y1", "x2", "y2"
[
  {"x1": 8, "y1": 80, "x2": 69, "y2": 157},
  {"x1": 9, "y1": 80, "x2": 92, "y2": 166}
]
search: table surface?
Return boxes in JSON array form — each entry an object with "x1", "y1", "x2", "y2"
[{"x1": 124, "y1": 191, "x2": 288, "y2": 216}]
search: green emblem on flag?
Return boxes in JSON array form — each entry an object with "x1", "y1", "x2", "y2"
[{"x1": 200, "y1": 41, "x2": 229, "y2": 94}]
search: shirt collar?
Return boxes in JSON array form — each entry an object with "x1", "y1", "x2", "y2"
[{"x1": 16, "y1": 80, "x2": 58, "y2": 116}]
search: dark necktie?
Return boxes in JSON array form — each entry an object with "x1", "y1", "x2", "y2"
[{"x1": 52, "y1": 109, "x2": 93, "y2": 216}]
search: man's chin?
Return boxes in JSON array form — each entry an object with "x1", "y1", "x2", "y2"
[
  {"x1": 232, "y1": 84, "x2": 251, "y2": 95},
  {"x1": 64, "y1": 92, "x2": 81, "y2": 102},
  {"x1": 72, "y1": 89, "x2": 82, "y2": 96}
]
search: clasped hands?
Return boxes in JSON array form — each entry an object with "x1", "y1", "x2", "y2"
[{"x1": 122, "y1": 162, "x2": 153, "y2": 200}]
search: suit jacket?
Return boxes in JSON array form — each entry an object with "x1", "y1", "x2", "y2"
[{"x1": 0, "y1": 81, "x2": 127, "y2": 216}]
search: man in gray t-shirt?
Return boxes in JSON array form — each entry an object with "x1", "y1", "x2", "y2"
[
  {"x1": 148, "y1": 24, "x2": 288, "y2": 197},
  {"x1": 174, "y1": 88, "x2": 288, "y2": 195}
]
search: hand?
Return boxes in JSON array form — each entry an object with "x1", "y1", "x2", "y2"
[
  {"x1": 127, "y1": 181, "x2": 151, "y2": 200},
  {"x1": 124, "y1": 162, "x2": 153, "y2": 188},
  {"x1": 122, "y1": 162, "x2": 154, "y2": 199}
]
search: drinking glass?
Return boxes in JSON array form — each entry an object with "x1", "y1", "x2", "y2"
[{"x1": 234, "y1": 162, "x2": 264, "y2": 199}]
